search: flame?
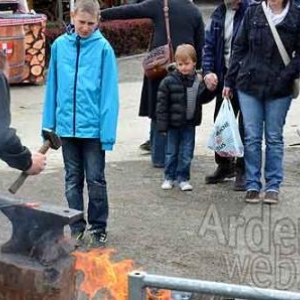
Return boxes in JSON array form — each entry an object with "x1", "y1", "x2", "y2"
[
  {"x1": 146, "y1": 288, "x2": 172, "y2": 300},
  {"x1": 73, "y1": 248, "x2": 171, "y2": 300},
  {"x1": 73, "y1": 248, "x2": 134, "y2": 300}
]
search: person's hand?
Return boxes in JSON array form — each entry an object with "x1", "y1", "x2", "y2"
[
  {"x1": 204, "y1": 73, "x2": 218, "y2": 91},
  {"x1": 222, "y1": 87, "x2": 233, "y2": 99},
  {"x1": 25, "y1": 152, "x2": 47, "y2": 175}
]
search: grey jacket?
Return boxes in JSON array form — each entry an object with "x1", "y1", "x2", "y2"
[{"x1": 0, "y1": 71, "x2": 32, "y2": 171}]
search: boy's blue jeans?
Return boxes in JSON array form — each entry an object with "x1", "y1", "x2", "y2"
[
  {"x1": 164, "y1": 125, "x2": 196, "y2": 182},
  {"x1": 61, "y1": 137, "x2": 108, "y2": 234},
  {"x1": 238, "y1": 91, "x2": 292, "y2": 192}
]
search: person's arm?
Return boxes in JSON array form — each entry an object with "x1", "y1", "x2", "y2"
[
  {"x1": 42, "y1": 41, "x2": 58, "y2": 132},
  {"x1": 99, "y1": 44, "x2": 119, "y2": 151},
  {"x1": 202, "y1": 15, "x2": 217, "y2": 77},
  {"x1": 101, "y1": 0, "x2": 155, "y2": 20},
  {"x1": 0, "y1": 73, "x2": 46, "y2": 173},
  {"x1": 224, "y1": 10, "x2": 250, "y2": 90},
  {"x1": 202, "y1": 13, "x2": 219, "y2": 91},
  {"x1": 156, "y1": 78, "x2": 170, "y2": 133}
]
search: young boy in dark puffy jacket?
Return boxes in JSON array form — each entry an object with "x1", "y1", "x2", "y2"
[{"x1": 156, "y1": 44, "x2": 213, "y2": 191}]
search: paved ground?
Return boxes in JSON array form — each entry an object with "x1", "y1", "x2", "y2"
[{"x1": 1, "y1": 4, "x2": 300, "y2": 299}]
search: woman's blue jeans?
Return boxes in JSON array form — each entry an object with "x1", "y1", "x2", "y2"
[
  {"x1": 61, "y1": 137, "x2": 108, "y2": 234},
  {"x1": 164, "y1": 125, "x2": 196, "y2": 182},
  {"x1": 238, "y1": 91, "x2": 292, "y2": 192},
  {"x1": 150, "y1": 120, "x2": 166, "y2": 167}
]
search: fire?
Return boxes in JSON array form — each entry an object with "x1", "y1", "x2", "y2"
[
  {"x1": 147, "y1": 288, "x2": 172, "y2": 300},
  {"x1": 73, "y1": 248, "x2": 171, "y2": 300},
  {"x1": 73, "y1": 248, "x2": 134, "y2": 300}
]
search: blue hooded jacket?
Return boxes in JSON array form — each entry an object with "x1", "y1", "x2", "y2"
[{"x1": 42, "y1": 29, "x2": 119, "y2": 150}]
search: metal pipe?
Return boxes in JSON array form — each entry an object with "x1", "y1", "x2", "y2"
[
  {"x1": 128, "y1": 271, "x2": 147, "y2": 300},
  {"x1": 128, "y1": 271, "x2": 300, "y2": 300}
]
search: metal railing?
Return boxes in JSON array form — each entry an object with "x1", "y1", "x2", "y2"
[{"x1": 128, "y1": 271, "x2": 300, "y2": 300}]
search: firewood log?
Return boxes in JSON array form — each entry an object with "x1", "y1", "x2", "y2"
[
  {"x1": 33, "y1": 39, "x2": 44, "y2": 50},
  {"x1": 31, "y1": 65, "x2": 43, "y2": 77}
]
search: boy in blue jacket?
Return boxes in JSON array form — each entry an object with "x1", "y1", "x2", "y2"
[{"x1": 42, "y1": 0, "x2": 119, "y2": 247}]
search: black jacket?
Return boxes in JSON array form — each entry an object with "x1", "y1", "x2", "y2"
[
  {"x1": 225, "y1": 2, "x2": 300, "y2": 99},
  {"x1": 156, "y1": 70, "x2": 213, "y2": 132},
  {"x1": 101, "y1": 0, "x2": 205, "y2": 118},
  {"x1": 0, "y1": 71, "x2": 32, "y2": 171}
]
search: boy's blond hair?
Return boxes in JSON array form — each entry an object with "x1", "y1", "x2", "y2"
[
  {"x1": 175, "y1": 44, "x2": 197, "y2": 63},
  {"x1": 0, "y1": 50, "x2": 7, "y2": 71},
  {"x1": 74, "y1": 0, "x2": 100, "y2": 16}
]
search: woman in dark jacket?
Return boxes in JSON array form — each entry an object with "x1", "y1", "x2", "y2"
[
  {"x1": 101, "y1": 0, "x2": 205, "y2": 167},
  {"x1": 223, "y1": 0, "x2": 300, "y2": 204}
]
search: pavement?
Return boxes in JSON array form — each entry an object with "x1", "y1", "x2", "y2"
[{"x1": 1, "y1": 5, "x2": 300, "y2": 299}]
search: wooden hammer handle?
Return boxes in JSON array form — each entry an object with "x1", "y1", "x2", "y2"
[{"x1": 8, "y1": 140, "x2": 51, "y2": 194}]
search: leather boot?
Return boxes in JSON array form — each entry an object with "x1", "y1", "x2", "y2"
[
  {"x1": 233, "y1": 169, "x2": 246, "y2": 191},
  {"x1": 205, "y1": 165, "x2": 235, "y2": 184}
]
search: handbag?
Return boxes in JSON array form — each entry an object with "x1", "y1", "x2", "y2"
[
  {"x1": 262, "y1": 1, "x2": 299, "y2": 99},
  {"x1": 142, "y1": 0, "x2": 173, "y2": 80}
]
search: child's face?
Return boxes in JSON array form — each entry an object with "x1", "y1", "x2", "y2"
[
  {"x1": 72, "y1": 10, "x2": 98, "y2": 38},
  {"x1": 176, "y1": 58, "x2": 196, "y2": 75}
]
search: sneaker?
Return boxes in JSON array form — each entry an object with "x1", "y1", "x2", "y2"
[
  {"x1": 139, "y1": 140, "x2": 151, "y2": 151},
  {"x1": 245, "y1": 190, "x2": 260, "y2": 203},
  {"x1": 161, "y1": 180, "x2": 174, "y2": 190},
  {"x1": 88, "y1": 230, "x2": 107, "y2": 248},
  {"x1": 263, "y1": 191, "x2": 279, "y2": 205},
  {"x1": 71, "y1": 231, "x2": 85, "y2": 247},
  {"x1": 179, "y1": 181, "x2": 193, "y2": 191},
  {"x1": 205, "y1": 166, "x2": 235, "y2": 184}
]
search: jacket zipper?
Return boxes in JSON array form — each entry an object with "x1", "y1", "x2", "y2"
[{"x1": 73, "y1": 36, "x2": 81, "y2": 136}]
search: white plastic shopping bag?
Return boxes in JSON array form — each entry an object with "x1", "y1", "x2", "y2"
[{"x1": 207, "y1": 98, "x2": 244, "y2": 157}]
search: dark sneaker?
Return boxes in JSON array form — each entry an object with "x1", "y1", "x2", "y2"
[
  {"x1": 233, "y1": 171, "x2": 246, "y2": 191},
  {"x1": 88, "y1": 230, "x2": 107, "y2": 248},
  {"x1": 71, "y1": 231, "x2": 85, "y2": 247},
  {"x1": 139, "y1": 140, "x2": 151, "y2": 151},
  {"x1": 245, "y1": 190, "x2": 260, "y2": 203},
  {"x1": 263, "y1": 191, "x2": 279, "y2": 205},
  {"x1": 205, "y1": 166, "x2": 235, "y2": 184}
]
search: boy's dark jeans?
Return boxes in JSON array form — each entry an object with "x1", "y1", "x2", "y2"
[
  {"x1": 61, "y1": 137, "x2": 108, "y2": 235},
  {"x1": 164, "y1": 125, "x2": 195, "y2": 182}
]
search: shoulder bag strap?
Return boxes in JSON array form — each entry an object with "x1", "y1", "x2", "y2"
[
  {"x1": 163, "y1": 0, "x2": 174, "y2": 61},
  {"x1": 261, "y1": 1, "x2": 290, "y2": 66}
]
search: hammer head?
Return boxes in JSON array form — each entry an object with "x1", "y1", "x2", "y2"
[{"x1": 42, "y1": 128, "x2": 62, "y2": 150}]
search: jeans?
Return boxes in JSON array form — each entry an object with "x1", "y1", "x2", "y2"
[
  {"x1": 61, "y1": 137, "x2": 108, "y2": 234},
  {"x1": 238, "y1": 91, "x2": 292, "y2": 192},
  {"x1": 150, "y1": 119, "x2": 166, "y2": 167},
  {"x1": 164, "y1": 125, "x2": 195, "y2": 182}
]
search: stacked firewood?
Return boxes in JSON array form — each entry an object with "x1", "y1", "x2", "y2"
[{"x1": 23, "y1": 21, "x2": 46, "y2": 84}]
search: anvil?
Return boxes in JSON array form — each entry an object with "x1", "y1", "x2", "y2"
[{"x1": 0, "y1": 194, "x2": 83, "y2": 265}]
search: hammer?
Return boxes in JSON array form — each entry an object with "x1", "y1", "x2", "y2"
[{"x1": 8, "y1": 129, "x2": 62, "y2": 194}]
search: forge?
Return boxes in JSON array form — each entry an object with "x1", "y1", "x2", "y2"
[{"x1": 0, "y1": 194, "x2": 83, "y2": 299}]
